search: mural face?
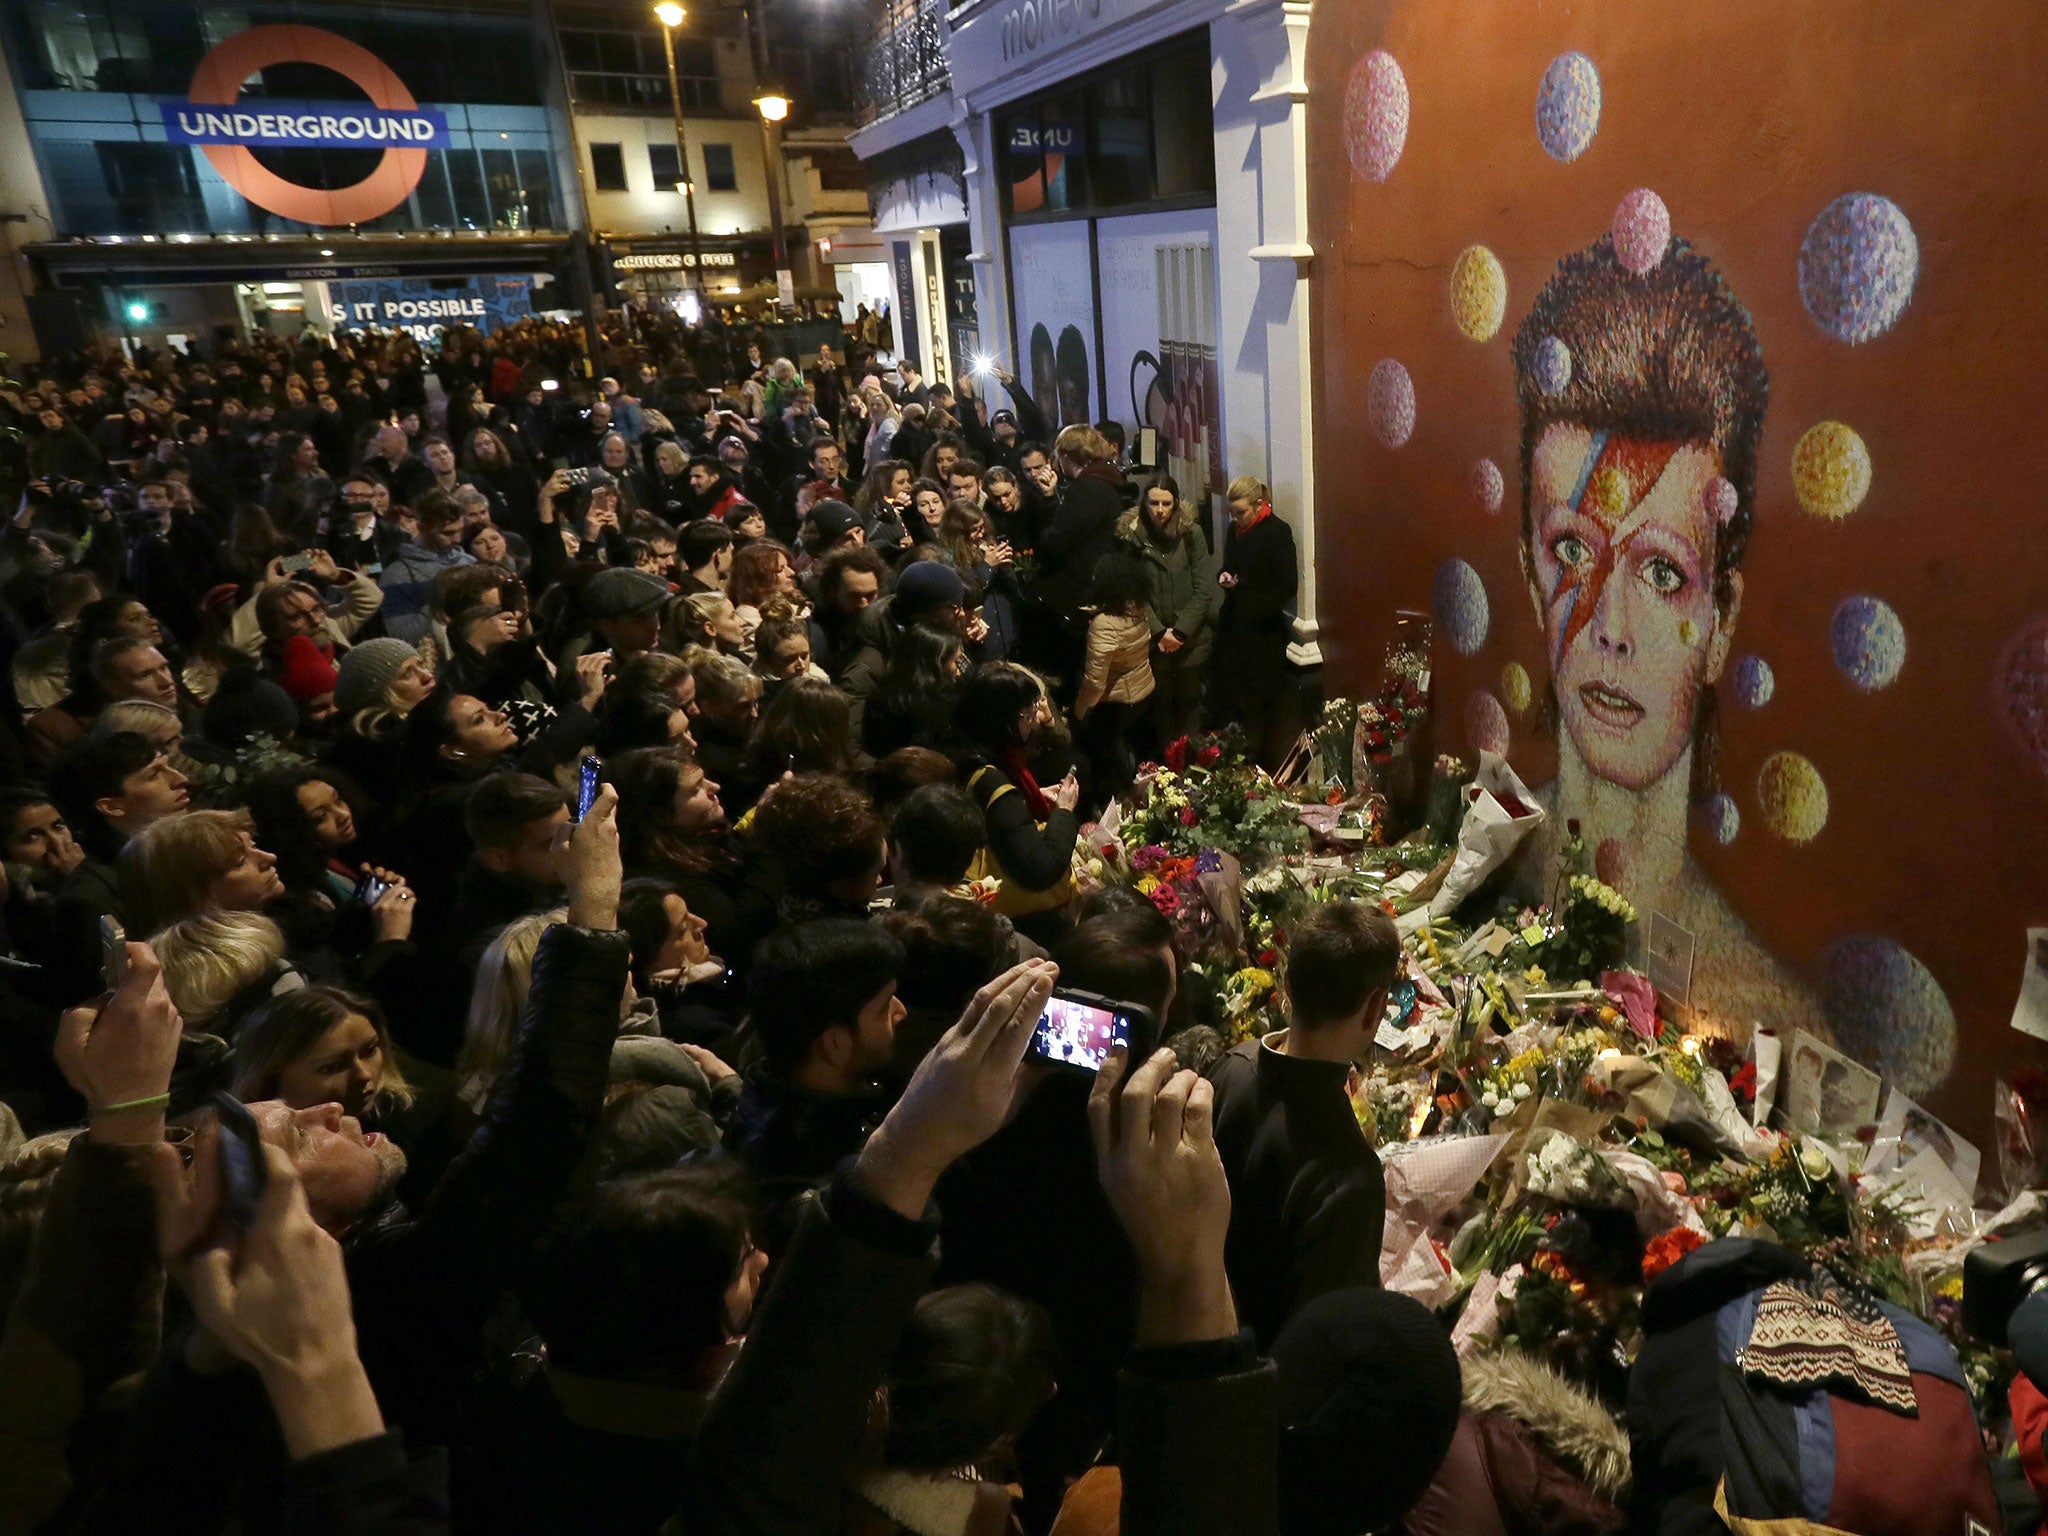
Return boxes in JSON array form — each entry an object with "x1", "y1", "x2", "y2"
[
  {"x1": 1308, "y1": 2, "x2": 2048, "y2": 1136},
  {"x1": 1527, "y1": 428, "x2": 1731, "y2": 793}
]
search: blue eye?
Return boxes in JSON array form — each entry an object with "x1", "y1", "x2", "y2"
[
  {"x1": 1640, "y1": 557, "x2": 1686, "y2": 596},
  {"x1": 1551, "y1": 534, "x2": 1592, "y2": 570}
]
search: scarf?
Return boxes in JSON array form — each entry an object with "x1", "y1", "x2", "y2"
[
  {"x1": 1233, "y1": 499, "x2": 1274, "y2": 538},
  {"x1": 995, "y1": 748, "x2": 1050, "y2": 820}
]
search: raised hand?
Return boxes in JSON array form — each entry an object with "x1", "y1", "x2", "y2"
[
  {"x1": 162, "y1": 1142, "x2": 386, "y2": 1459},
  {"x1": 1087, "y1": 1046, "x2": 1236, "y2": 1345},
  {"x1": 555, "y1": 783, "x2": 622, "y2": 930},
  {"x1": 55, "y1": 943, "x2": 182, "y2": 1145},
  {"x1": 1050, "y1": 772, "x2": 1081, "y2": 813},
  {"x1": 856, "y1": 959, "x2": 1058, "y2": 1219}
]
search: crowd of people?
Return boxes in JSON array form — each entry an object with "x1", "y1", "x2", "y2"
[{"x1": 0, "y1": 315, "x2": 1516, "y2": 1536}]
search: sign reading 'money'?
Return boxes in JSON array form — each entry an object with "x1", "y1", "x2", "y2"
[{"x1": 166, "y1": 24, "x2": 441, "y2": 226}]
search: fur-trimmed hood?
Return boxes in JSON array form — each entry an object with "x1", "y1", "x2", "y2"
[{"x1": 1462, "y1": 1349, "x2": 1632, "y2": 1504}]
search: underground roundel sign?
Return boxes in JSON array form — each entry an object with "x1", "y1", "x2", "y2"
[{"x1": 159, "y1": 25, "x2": 447, "y2": 226}]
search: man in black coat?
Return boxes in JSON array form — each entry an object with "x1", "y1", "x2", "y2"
[
  {"x1": 1210, "y1": 479, "x2": 1299, "y2": 766},
  {"x1": 1205, "y1": 898, "x2": 1394, "y2": 1348},
  {"x1": 1022, "y1": 427, "x2": 1125, "y2": 679}
]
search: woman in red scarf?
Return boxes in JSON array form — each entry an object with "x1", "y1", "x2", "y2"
[{"x1": 956, "y1": 662, "x2": 1081, "y2": 930}]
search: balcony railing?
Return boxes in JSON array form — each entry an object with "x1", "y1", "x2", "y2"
[{"x1": 855, "y1": 0, "x2": 949, "y2": 127}]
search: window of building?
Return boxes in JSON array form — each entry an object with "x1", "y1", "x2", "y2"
[
  {"x1": 561, "y1": 26, "x2": 718, "y2": 111},
  {"x1": 997, "y1": 33, "x2": 1213, "y2": 220},
  {"x1": 648, "y1": 142, "x2": 685, "y2": 192},
  {"x1": 702, "y1": 143, "x2": 738, "y2": 193},
  {"x1": 591, "y1": 143, "x2": 629, "y2": 192}
]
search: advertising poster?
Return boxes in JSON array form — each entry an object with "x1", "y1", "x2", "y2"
[
  {"x1": 326, "y1": 274, "x2": 534, "y2": 338},
  {"x1": 1007, "y1": 218, "x2": 1096, "y2": 429},
  {"x1": 1096, "y1": 208, "x2": 1222, "y2": 501}
]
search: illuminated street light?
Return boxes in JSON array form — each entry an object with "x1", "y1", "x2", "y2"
[
  {"x1": 654, "y1": 2, "x2": 685, "y2": 24},
  {"x1": 653, "y1": 1, "x2": 706, "y2": 294},
  {"x1": 754, "y1": 93, "x2": 790, "y2": 122}
]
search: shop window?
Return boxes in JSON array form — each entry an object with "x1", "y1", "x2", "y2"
[
  {"x1": 649, "y1": 142, "x2": 685, "y2": 192},
  {"x1": 1150, "y1": 45, "x2": 1216, "y2": 200},
  {"x1": 998, "y1": 34, "x2": 1213, "y2": 220},
  {"x1": 591, "y1": 143, "x2": 629, "y2": 192},
  {"x1": 703, "y1": 143, "x2": 738, "y2": 192},
  {"x1": 1091, "y1": 72, "x2": 1151, "y2": 209}
]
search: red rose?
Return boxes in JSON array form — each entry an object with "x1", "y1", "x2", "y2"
[
  {"x1": 1258, "y1": 949, "x2": 1278, "y2": 966},
  {"x1": 1728, "y1": 1062, "x2": 1757, "y2": 1103},
  {"x1": 1165, "y1": 736, "x2": 1188, "y2": 773},
  {"x1": 1196, "y1": 744, "x2": 1222, "y2": 767},
  {"x1": 1179, "y1": 805, "x2": 1198, "y2": 826}
]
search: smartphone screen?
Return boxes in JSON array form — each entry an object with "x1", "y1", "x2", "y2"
[
  {"x1": 1027, "y1": 991, "x2": 1135, "y2": 1073},
  {"x1": 356, "y1": 873, "x2": 390, "y2": 906},
  {"x1": 100, "y1": 915, "x2": 127, "y2": 991},
  {"x1": 576, "y1": 755, "x2": 602, "y2": 820},
  {"x1": 209, "y1": 1092, "x2": 270, "y2": 1228}
]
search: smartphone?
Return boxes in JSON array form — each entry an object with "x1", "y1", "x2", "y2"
[
  {"x1": 100, "y1": 915, "x2": 128, "y2": 991},
  {"x1": 209, "y1": 1091, "x2": 270, "y2": 1229},
  {"x1": 356, "y1": 872, "x2": 390, "y2": 906},
  {"x1": 279, "y1": 551, "x2": 314, "y2": 575},
  {"x1": 576, "y1": 754, "x2": 602, "y2": 820},
  {"x1": 1026, "y1": 988, "x2": 1145, "y2": 1074}
]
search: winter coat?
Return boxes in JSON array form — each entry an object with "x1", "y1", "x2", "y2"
[
  {"x1": 1034, "y1": 464, "x2": 1125, "y2": 613},
  {"x1": 1076, "y1": 612, "x2": 1155, "y2": 715},
  {"x1": 378, "y1": 541, "x2": 476, "y2": 644},
  {"x1": 1204, "y1": 1033, "x2": 1385, "y2": 1348},
  {"x1": 1115, "y1": 505, "x2": 1221, "y2": 672},
  {"x1": 1210, "y1": 512, "x2": 1297, "y2": 698},
  {"x1": 1402, "y1": 1351, "x2": 1629, "y2": 1536},
  {"x1": 678, "y1": 1170, "x2": 942, "y2": 1535}
]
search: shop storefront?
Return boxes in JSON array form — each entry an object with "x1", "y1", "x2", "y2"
[
  {"x1": 862, "y1": 130, "x2": 978, "y2": 385},
  {"x1": 603, "y1": 237, "x2": 774, "y2": 315},
  {"x1": 854, "y1": 0, "x2": 1322, "y2": 661},
  {"x1": 3, "y1": 0, "x2": 582, "y2": 350}
]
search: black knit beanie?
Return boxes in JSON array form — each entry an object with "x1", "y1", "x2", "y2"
[{"x1": 1271, "y1": 1288, "x2": 1463, "y2": 1535}]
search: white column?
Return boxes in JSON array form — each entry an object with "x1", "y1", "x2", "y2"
[
  {"x1": 953, "y1": 110, "x2": 1012, "y2": 380},
  {"x1": 1211, "y1": 0, "x2": 1319, "y2": 665}
]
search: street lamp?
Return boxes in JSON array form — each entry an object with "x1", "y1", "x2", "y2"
[
  {"x1": 654, "y1": 2, "x2": 707, "y2": 295},
  {"x1": 754, "y1": 90, "x2": 791, "y2": 306}
]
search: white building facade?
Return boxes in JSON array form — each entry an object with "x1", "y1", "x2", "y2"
[{"x1": 850, "y1": 0, "x2": 1322, "y2": 664}]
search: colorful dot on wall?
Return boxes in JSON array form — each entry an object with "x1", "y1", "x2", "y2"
[
  {"x1": 1819, "y1": 935, "x2": 1955, "y2": 1097},
  {"x1": 1501, "y1": 660, "x2": 1532, "y2": 715},
  {"x1": 1791, "y1": 421, "x2": 1872, "y2": 520},
  {"x1": 1733, "y1": 654, "x2": 1775, "y2": 709},
  {"x1": 1532, "y1": 335, "x2": 1573, "y2": 396},
  {"x1": 1345, "y1": 50, "x2": 1411, "y2": 183},
  {"x1": 1611, "y1": 188, "x2": 1671, "y2": 275},
  {"x1": 1433, "y1": 558, "x2": 1491, "y2": 655},
  {"x1": 1535, "y1": 51, "x2": 1601, "y2": 163},
  {"x1": 1466, "y1": 691, "x2": 1510, "y2": 756},
  {"x1": 1368, "y1": 358, "x2": 1416, "y2": 448},
  {"x1": 1449, "y1": 245, "x2": 1508, "y2": 342},
  {"x1": 1799, "y1": 193, "x2": 1919, "y2": 344},
  {"x1": 1831, "y1": 594, "x2": 1907, "y2": 691},
  {"x1": 1702, "y1": 475, "x2": 1739, "y2": 527},
  {"x1": 1699, "y1": 793, "x2": 1741, "y2": 846},
  {"x1": 1757, "y1": 750, "x2": 1829, "y2": 843},
  {"x1": 1994, "y1": 610, "x2": 2048, "y2": 778},
  {"x1": 1472, "y1": 457, "x2": 1505, "y2": 514}
]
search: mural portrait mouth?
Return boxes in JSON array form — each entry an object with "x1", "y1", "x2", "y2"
[{"x1": 1578, "y1": 681, "x2": 1644, "y2": 729}]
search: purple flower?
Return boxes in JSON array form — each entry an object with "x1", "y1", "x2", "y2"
[
  {"x1": 1196, "y1": 849, "x2": 1224, "y2": 874},
  {"x1": 1131, "y1": 843, "x2": 1170, "y2": 872}
]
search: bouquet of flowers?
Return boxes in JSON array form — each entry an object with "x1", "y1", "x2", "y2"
[{"x1": 1118, "y1": 740, "x2": 1308, "y2": 867}]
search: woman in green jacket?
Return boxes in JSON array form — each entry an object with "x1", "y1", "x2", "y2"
[{"x1": 1117, "y1": 475, "x2": 1222, "y2": 744}]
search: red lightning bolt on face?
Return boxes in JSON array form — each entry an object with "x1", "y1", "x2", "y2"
[{"x1": 1548, "y1": 434, "x2": 1685, "y2": 670}]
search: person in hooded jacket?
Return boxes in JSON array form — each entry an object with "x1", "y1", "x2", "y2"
[{"x1": 1118, "y1": 474, "x2": 1221, "y2": 745}]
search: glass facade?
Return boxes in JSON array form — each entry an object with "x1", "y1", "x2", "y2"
[
  {"x1": 5, "y1": 0, "x2": 570, "y2": 237},
  {"x1": 997, "y1": 36, "x2": 1214, "y2": 220}
]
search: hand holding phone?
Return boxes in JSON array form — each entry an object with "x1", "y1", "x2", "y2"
[
  {"x1": 208, "y1": 1091, "x2": 271, "y2": 1230},
  {"x1": 100, "y1": 915, "x2": 128, "y2": 991},
  {"x1": 576, "y1": 754, "x2": 602, "y2": 820}
]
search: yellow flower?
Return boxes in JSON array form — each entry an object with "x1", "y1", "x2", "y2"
[
  {"x1": 1523, "y1": 965, "x2": 1548, "y2": 986},
  {"x1": 1136, "y1": 876, "x2": 1159, "y2": 895},
  {"x1": 1235, "y1": 967, "x2": 1275, "y2": 992}
]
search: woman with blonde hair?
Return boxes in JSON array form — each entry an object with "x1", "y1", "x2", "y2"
[
  {"x1": 119, "y1": 807, "x2": 286, "y2": 935},
  {"x1": 458, "y1": 909, "x2": 562, "y2": 1110},
  {"x1": 1211, "y1": 473, "x2": 1298, "y2": 766},
  {"x1": 231, "y1": 984, "x2": 414, "y2": 1122},
  {"x1": 150, "y1": 909, "x2": 296, "y2": 1031}
]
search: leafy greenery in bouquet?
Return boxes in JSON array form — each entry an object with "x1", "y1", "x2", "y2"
[
  {"x1": 1120, "y1": 730, "x2": 1308, "y2": 866},
  {"x1": 1519, "y1": 876, "x2": 1637, "y2": 985}
]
